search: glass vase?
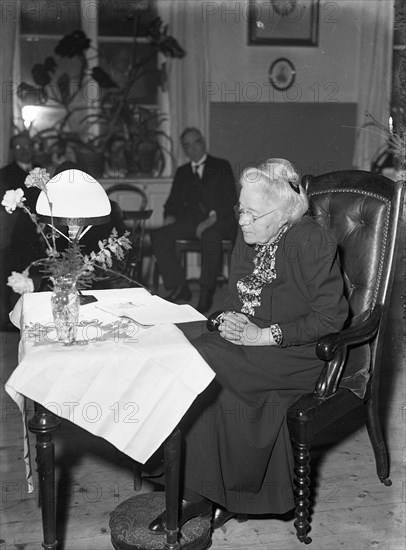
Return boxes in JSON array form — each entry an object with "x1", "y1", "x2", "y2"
[{"x1": 51, "y1": 276, "x2": 80, "y2": 344}]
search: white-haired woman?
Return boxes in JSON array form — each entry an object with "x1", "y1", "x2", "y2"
[{"x1": 149, "y1": 158, "x2": 349, "y2": 535}]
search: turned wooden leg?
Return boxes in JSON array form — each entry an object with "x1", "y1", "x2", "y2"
[
  {"x1": 164, "y1": 429, "x2": 181, "y2": 550},
  {"x1": 133, "y1": 461, "x2": 143, "y2": 491},
  {"x1": 292, "y1": 441, "x2": 312, "y2": 544},
  {"x1": 28, "y1": 403, "x2": 61, "y2": 550}
]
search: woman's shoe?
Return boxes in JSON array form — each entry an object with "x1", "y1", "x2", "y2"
[
  {"x1": 211, "y1": 507, "x2": 237, "y2": 530},
  {"x1": 148, "y1": 498, "x2": 212, "y2": 534}
]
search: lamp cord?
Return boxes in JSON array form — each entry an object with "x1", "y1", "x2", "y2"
[{"x1": 92, "y1": 265, "x2": 152, "y2": 294}]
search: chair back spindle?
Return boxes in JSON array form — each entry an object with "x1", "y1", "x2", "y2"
[{"x1": 106, "y1": 184, "x2": 153, "y2": 284}]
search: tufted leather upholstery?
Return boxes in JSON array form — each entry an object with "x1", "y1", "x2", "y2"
[
  {"x1": 303, "y1": 171, "x2": 402, "y2": 398},
  {"x1": 287, "y1": 170, "x2": 404, "y2": 544},
  {"x1": 306, "y1": 171, "x2": 393, "y2": 322}
]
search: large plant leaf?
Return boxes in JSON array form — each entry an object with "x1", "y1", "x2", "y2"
[
  {"x1": 32, "y1": 63, "x2": 52, "y2": 87},
  {"x1": 57, "y1": 73, "x2": 71, "y2": 106}
]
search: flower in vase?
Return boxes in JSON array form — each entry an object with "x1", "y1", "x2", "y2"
[
  {"x1": 2, "y1": 168, "x2": 133, "y2": 295},
  {"x1": 24, "y1": 167, "x2": 50, "y2": 191},
  {"x1": 1, "y1": 189, "x2": 26, "y2": 213},
  {"x1": 7, "y1": 270, "x2": 35, "y2": 295}
]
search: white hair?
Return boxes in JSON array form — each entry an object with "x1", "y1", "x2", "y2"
[{"x1": 240, "y1": 158, "x2": 308, "y2": 224}]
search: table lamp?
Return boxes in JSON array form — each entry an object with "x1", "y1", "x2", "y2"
[
  {"x1": 36, "y1": 168, "x2": 111, "y2": 304},
  {"x1": 35, "y1": 168, "x2": 111, "y2": 241}
]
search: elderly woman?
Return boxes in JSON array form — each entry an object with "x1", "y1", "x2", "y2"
[{"x1": 149, "y1": 158, "x2": 349, "y2": 534}]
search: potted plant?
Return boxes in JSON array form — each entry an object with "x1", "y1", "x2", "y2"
[
  {"x1": 105, "y1": 104, "x2": 172, "y2": 177},
  {"x1": 364, "y1": 112, "x2": 406, "y2": 178},
  {"x1": 17, "y1": 16, "x2": 185, "y2": 178}
]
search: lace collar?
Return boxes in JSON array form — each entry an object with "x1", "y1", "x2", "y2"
[{"x1": 237, "y1": 225, "x2": 289, "y2": 316}]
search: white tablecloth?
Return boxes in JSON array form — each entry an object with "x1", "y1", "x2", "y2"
[{"x1": 5, "y1": 288, "x2": 215, "y2": 491}]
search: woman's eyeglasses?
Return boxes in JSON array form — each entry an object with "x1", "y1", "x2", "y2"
[{"x1": 233, "y1": 204, "x2": 277, "y2": 224}]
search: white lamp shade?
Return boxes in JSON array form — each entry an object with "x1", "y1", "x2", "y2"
[{"x1": 36, "y1": 169, "x2": 111, "y2": 226}]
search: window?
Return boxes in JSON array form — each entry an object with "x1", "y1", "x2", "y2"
[
  {"x1": 19, "y1": 0, "x2": 159, "y2": 112},
  {"x1": 17, "y1": 0, "x2": 166, "y2": 177}
]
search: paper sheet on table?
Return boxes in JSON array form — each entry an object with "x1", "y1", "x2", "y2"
[{"x1": 95, "y1": 294, "x2": 207, "y2": 325}]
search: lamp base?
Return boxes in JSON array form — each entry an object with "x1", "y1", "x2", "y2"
[{"x1": 109, "y1": 493, "x2": 212, "y2": 550}]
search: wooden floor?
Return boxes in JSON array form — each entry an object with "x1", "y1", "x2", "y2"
[{"x1": 1, "y1": 231, "x2": 405, "y2": 550}]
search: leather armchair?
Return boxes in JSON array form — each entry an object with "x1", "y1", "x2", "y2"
[{"x1": 286, "y1": 171, "x2": 404, "y2": 543}]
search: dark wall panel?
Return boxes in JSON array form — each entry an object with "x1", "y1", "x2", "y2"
[{"x1": 210, "y1": 103, "x2": 357, "y2": 180}]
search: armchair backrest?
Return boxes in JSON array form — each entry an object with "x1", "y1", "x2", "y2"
[{"x1": 303, "y1": 170, "x2": 404, "y2": 396}]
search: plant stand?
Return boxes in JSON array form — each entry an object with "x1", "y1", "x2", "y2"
[{"x1": 109, "y1": 493, "x2": 211, "y2": 550}]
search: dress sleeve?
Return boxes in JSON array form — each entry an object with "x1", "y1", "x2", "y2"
[{"x1": 278, "y1": 222, "x2": 349, "y2": 347}]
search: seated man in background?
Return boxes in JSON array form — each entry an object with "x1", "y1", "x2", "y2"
[
  {"x1": 0, "y1": 133, "x2": 43, "y2": 329},
  {"x1": 151, "y1": 128, "x2": 238, "y2": 313}
]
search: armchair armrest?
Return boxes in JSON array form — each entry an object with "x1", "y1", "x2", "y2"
[
  {"x1": 208, "y1": 306, "x2": 382, "y2": 399},
  {"x1": 314, "y1": 306, "x2": 382, "y2": 399}
]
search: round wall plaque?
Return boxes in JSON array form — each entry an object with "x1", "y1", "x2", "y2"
[{"x1": 269, "y1": 58, "x2": 296, "y2": 91}]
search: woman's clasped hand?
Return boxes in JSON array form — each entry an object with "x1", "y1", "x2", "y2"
[{"x1": 218, "y1": 311, "x2": 277, "y2": 346}]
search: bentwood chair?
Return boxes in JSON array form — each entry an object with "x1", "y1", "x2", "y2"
[
  {"x1": 106, "y1": 184, "x2": 153, "y2": 285},
  {"x1": 286, "y1": 171, "x2": 404, "y2": 543},
  {"x1": 150, "y1": 238, "x2": 234, "y2": 297}
]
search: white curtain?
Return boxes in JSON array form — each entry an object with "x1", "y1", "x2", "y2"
[
  {"x1": 0, "y1": 0, "x2": 19, "y2": 166},
  {"x1": 352, "y1": 0, "x2": 394, "y2": 170},
  {"x1": 157, "y1": 0, "x2": 211, "y2": 169}
]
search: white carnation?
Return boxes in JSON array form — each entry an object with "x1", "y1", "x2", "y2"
[
  {"x1": 7, "y1": 271, "x2": 34, "y2": 295},
  {"x1": 1, "y1": 189, "x2": 26, "y2": 213},
  {"x1": 25, "y1": 167, "x2": 50, "y2": 190}
]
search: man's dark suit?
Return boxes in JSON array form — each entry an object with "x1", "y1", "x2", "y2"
[
  {"x1": 151, "y1": 154, "x2": 238, "y2": 292},
  {"x1": 0, "y1": 162, "x2": 43, "y2": 326}
]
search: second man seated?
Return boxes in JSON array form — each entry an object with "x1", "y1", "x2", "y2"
[{"x1": 151, "y1": 127, "x2": 237, "y2": 313}]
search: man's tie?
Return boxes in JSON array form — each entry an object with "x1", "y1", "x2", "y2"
[
  {"x1": 191, "y1": 161, "x2": 206, "y2": 216},
  {"x1": 192, "y1": 160, "x2": 205, "y2": 179}
]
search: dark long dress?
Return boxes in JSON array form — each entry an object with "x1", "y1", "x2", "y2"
[{"x1": 178, "y1": 216, "x2": 348, "y2": 515}]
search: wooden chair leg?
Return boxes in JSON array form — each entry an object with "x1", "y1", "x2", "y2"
[
  {"x1": 364, "y1": 398, "x2": 392, "y2": 485},
  {"x1": 164, "y1": 429, "x2": 181, "y2": 550},
  {"x1": 292, "y1": 440, "x2": 312, "y2": 544}
]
